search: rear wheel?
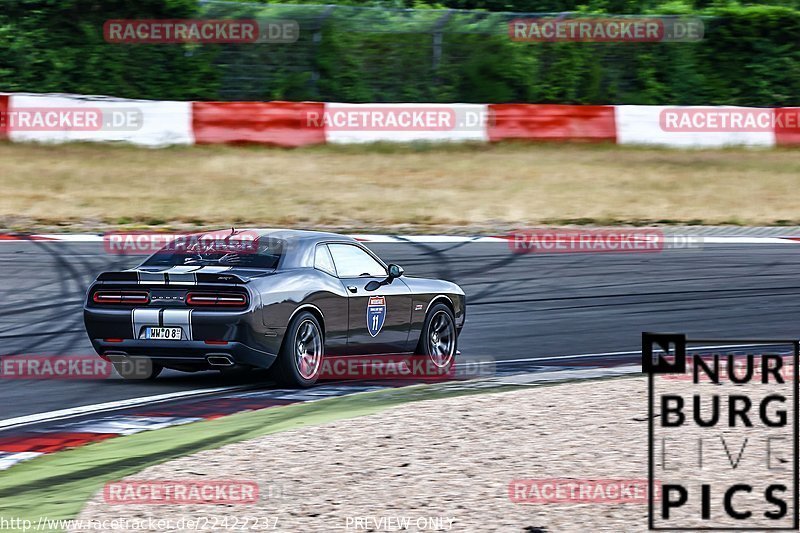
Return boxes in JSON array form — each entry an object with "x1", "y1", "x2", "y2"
[
  {"x1": 417, "y1": 303, "x2": 457, "y2": 372},
  {"x1": 113, "y1": 358, "x2": 163, "y2": 380},
  {"x1": 271, "y1": 311, "x2": 324, "y2": 388}
]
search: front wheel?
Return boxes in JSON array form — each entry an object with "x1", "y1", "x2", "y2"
[
  {"x1": 271, "y1": 311, "x2": 325, "y2": 388},
  {"x1": 416, "y1": 303, "x2": 457, "y2": 372}
]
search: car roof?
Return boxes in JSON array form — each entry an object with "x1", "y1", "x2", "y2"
[
  {"x1": 257, "y1": 229, "x2": 357, "y2": 244},
  {"x1": 243, "y1": 229, "x2": 367, "y2": 270}
]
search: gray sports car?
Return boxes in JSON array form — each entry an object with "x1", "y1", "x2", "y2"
[{"x1": 83, "y1": 229, "x2": 466, "y2": 387}]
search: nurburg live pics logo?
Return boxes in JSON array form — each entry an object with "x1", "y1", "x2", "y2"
[{"x1": 643, "y1": 332, "x2": 799, "y2": 530}]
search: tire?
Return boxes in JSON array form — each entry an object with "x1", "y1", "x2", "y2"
[
  {"x1": 113, "y1": 358, "x2": 163, "y2": 380},
  {"x1": 416, "y1": 303, "x2": 457, "y2": 372},
  {"x1": 271, "y1": 311, "x2": 325, "y2": 388}
]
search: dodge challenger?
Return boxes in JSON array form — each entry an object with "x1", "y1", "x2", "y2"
[{"x1": 84, "y1": 229, "x2": 466, "y2": 387}]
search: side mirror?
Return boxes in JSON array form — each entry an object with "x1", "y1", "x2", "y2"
[{"x1": 387, "y1": 264, "x2": 404, "y2": 279}]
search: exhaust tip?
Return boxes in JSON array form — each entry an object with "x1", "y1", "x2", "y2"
[{"x1": 207, "y1": 354, "x2": 234, "y2": 367}]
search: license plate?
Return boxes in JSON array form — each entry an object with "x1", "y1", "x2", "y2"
[{"x1": 145, "y1": 327, "x2": 182, "y2": 340}]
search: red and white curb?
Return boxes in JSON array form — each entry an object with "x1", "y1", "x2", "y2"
[
  {"x1": 0, "y1": 386, "x2": 251, "y2": 470},
  {"x1": 1, "y1": 233, "x2": 800, "y2": 245},
  {"x1": 0, "y1": 383, "x2": 390, "y2": 472},
  {"x1": 0, "y1": 452, "x2": 42, "y2": 470},
  {"x1": 0, "y1": 354, "x2": 635, "y2": 471}
]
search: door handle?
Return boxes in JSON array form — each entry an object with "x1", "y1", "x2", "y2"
[{"x1": 347, "y1": 285, "x2": 357, "y2": 293}]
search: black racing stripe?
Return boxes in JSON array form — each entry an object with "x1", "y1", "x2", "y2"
[
  {"x1": 159, "y1": 308, "x2": 165, "y2": 327},
  {"x1": 138, "y1": 272, "x2": 167, "y2": 283},
  {"x1": 167, "y1": 272, "x2": 196, "y2": 284}
]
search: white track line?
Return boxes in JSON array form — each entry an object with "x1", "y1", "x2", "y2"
[
  {"x1": 488, "y1": 364, "x2": 641, "y2": 385},
  {"x1": 0, "y1": 385, "x2": 251, "y2": 431},
  {"x1": 454, "y1": 343, "x2": 775, "y2": 367}
]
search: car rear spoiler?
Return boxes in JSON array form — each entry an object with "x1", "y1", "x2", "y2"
[{"x1": 96, "y1": 270, "x2": 259, "y2": 284}]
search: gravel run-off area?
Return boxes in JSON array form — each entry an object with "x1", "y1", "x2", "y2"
[{"x1": 75, "y1": 374, "x2": 796, "y2": 532}]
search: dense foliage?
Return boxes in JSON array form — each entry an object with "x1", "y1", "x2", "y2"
[
  {"x1": 0, "y1": 0, "x2": 221, "y2": 100},
  {"x1": 2, "y1": 0, "x2": 800, "y2": 105}
]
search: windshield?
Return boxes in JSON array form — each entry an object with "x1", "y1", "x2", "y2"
[{"x1": 140, "y1": 235, "x2": 284, "y2": 270}]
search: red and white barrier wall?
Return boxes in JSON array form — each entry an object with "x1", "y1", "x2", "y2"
[
  {"x1": 614, "y1": 105, "x2": 775, "y2": 148},
  {"x1": 0, "y1": 94, "x2": 9, "y2": 139},
  {"x1": 192, "y1": 101, "x2": 325, "y2": 147},
  {"x1": 4, "y1": 94, "x2": 193, "y2": 147},
  {"x1": 324, "y1": 103, "x2": 489, "y2": 144},
  {"x1": 1, "y1": 93, "x2": 797, "y2": 148},
  {"x1": 488, "y1": 104, "x2": 617, "y2": 142}
]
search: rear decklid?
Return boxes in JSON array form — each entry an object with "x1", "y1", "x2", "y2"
[{"x1": 96, "y1": 266, "x2": 275, "y2": 285}]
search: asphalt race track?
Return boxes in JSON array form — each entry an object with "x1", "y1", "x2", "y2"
[{"x1": 2, "y1": 239, "x2": 800, "y2": 421}]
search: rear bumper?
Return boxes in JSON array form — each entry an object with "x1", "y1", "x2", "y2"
[
  {"x1": 84, "y1": 304, "x2": 282, "y2": 370},
  {"x1": 92, "y1": 339, "x2": 277, "y2": 369}
]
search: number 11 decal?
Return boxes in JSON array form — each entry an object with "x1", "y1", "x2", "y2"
[{"x1": 367, "y1": 296, "x2": 386, "y2": 337}]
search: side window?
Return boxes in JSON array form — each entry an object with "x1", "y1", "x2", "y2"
[
  {"x1": 328, "y1": 244, "x2": 386, "y2": 278},
  {"x1": 314, "y1": 244, "x2": 336, "y2": 276}
]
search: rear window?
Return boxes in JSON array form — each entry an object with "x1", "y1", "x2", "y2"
[{"x1": 141, "y1": 235, "x2": 284, "y2": 270}]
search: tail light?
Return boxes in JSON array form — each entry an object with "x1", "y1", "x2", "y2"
[
  {"x1": 186, "y1": 291, "x2": 248, "y2": 307},
  {"x1": 93, "y1": 290, "x2": 149, "y2": 304}
]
